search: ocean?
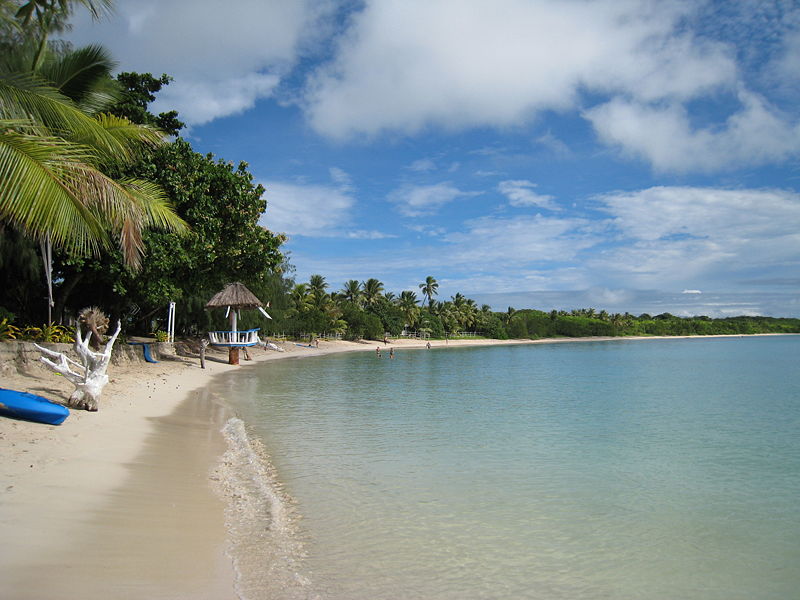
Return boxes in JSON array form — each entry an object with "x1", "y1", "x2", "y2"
[{"x1": 208, "y1": 336, "x2": 800, "y2": 599}]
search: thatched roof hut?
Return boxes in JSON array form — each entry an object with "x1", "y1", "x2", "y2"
[
  {"x1": 205, "y1": 282, "x2": 270, "y2": 365},
  {"x1": 205, "y1": 282, "x2": 263, "y2": 309}
]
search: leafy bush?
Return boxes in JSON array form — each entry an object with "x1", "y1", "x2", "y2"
[{"x1": 0, "y1": 318, "x2": 21, "y2": 340}]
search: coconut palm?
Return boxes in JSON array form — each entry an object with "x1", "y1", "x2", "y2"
[
  {"x1": 340, "y1": 279, "x2": 363, "y2": 306},
  {"x1": 398, "y1": 290, "x2": 420, "y2": 329},
  {"x1": 1, "y1": 41, "x2": 186, "y2": 319},
  {"x1": 290, "y1": 283, "x2": 311, "y2": 313},
  {"x1": 362, "y1": 278, "x2": 384, "y2": 307},
  {"x1": 14, "y1": 0, "x2": 113, "y2": 69},
  {"x1": 1, "y1": 37, "x2": 184, "y2": 253},
  {"x1": 419, "y1": 275, "x2": 438, "y2": 308},
  {"x1": 308, "y1": 274, "x2": 328, "y2": 296}
]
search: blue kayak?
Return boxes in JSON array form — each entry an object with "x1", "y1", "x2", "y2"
[{"x1": 0, "y1": 388, "x2": 70, "y2": 425}]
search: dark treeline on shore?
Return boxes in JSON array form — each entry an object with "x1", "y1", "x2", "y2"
[
  {"x1": 229, "y1": 274, "x2": 800, "y2": 341},
  {"x1": 2, "y1": 3, "x2": 798, "y2": 344}
]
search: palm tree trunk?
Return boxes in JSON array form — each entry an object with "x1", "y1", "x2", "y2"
[{"x1": 39, "y1": 235, "x2": 53, "y2": 323}]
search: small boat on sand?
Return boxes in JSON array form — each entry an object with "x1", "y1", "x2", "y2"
[{"x1": 0, "y1": 388, "x2": 70, "y2": 425}]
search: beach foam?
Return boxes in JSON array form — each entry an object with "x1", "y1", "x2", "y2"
[{"x1": 214, "y1": 417, "x2": 318, "y2": 600}]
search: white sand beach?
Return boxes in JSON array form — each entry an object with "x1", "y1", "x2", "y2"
[{"x1": 0, "y1": 333, "x2": 791, "y2": 599}]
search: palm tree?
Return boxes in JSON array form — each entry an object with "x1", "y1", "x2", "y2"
[
  {"x1": 362, "y1": 278, "x2": 384, "y2": 308},
  {"x1": 14, "y1": 0, "x2": 113, "y2": 69},
  {"x1": 419, "y1": 275, "x2": 438, "y2": 308},
  {"x1": 340, "y1": 279, "x2": 362, "y2": 306},
  {"x1": 290, "y1": 283, "x2": 311, "y2": 313},
  {"x1": 398, "y1": 290, "x2": 420, "y2": 329},
  {"x1": 1, "y1": 42, "x2": 186, "y2": 319},
  {"x1": 503, "y1": 306, "x2": 517, "y2": 324},
  {"x1": 308, "y1": 274, "x2": 328, "y2": 296}
]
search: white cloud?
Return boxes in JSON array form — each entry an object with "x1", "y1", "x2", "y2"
[
  {"x1": 259, "y1": 180, "x2": 354, "y2": 237},
  {"x1": 388, "y1": 182, "x2": 478, "y2": 217},
  {"x1": 444, "y1": 214, "x2": 599, "y2": 266},
  {"x1": 535, "y1": 132, "x2": 571, "y2": 157},
  {"x1": 407, "y1": 158, "x2": 437, "y2": 172},
  {"x1": 346, "y1": 230, "x2": 397, "y2": 240},
  {"x1": 498, "y1": 180, "x2": 558, "y2": 210},
  {"x1": 590, "y1": 186, "x2": 800, "y2": 287},
  {"x1": 66, "y1": 0, "x2": 331, "y2": 125},
  {"x1": 304, "y1": 0, "x2": 736, "y2": 140},
  {"x1": 329, "y1": 167, "x2": 353, "y2": 190},
  {"x1": 585, "y1": 92, "x2": 800, "y2": 172}
]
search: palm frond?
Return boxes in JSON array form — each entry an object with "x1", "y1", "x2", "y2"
[
  {"x1": 0, "y1": 73, "x2": 159, "y2": 163},
  {"x1": 38, "y1": 44, "x2": 120, "y2": 114},
  {"x1": 0, "y1": 121, "x2": 107, "y2": 255}
]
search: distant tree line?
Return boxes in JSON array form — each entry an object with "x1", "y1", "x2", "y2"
[{"x1": 242, "y1": 279, "x2": 800, "y2": 341}]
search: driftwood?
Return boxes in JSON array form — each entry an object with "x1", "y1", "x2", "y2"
[{"x1": 35, "y1": 321, "x2": 122, "y2": 411}]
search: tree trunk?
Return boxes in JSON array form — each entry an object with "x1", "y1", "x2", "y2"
[
  {"x1": 35, "y1": 321, "x2": 121, "y2": 411},
  {"x1": 53, "y1": 271, "x2": 85, "y2": 325},
  {"x1": 228, "y1": 347, "x2": 239, "y2": 365}
]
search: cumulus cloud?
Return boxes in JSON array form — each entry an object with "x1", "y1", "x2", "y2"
[
  {"x1": 585, "y1": 91, "x2": 800, "y2": 172},
  {"x1": 388, "y1": 182, "x2": 478, "y2": 217},
  {"x1": 66, "y1": 0, "x2": 331, "y2": 125},
  {"x1": 303, "y1": 0, "x2": 736, "y2": 140},
  {"x1": 498, "y1": 180, "x2": 558, "y2": 210},
  {"x1": 259, "y1": 168, "x2": 390, "y2": 239}
]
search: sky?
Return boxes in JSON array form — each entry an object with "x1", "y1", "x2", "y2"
[{"x1": 66, "y1": 0, "x2": 800, "y2": 317}]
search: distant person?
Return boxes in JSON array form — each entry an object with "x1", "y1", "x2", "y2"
[
  {"x1": 389, "y1": 347, "x2": 394, "y2": 359},
  {"x1": 426, "y1": 341, "x2": 431, "y2": 350},
  {"x1": 376, "y1": 346, "x2": 381, "y2": 358},
  {"x1": 383, "y1": 336, "x2": 389, "y2": 345}
]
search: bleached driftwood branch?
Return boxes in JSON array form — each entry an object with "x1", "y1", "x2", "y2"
[{"x1": 35, "y1": 320, "x2": 122, "y2": 411}]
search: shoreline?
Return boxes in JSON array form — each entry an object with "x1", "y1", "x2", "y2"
[{"x1": 1, "y1": 332, "x2": 796, "y2": 598}]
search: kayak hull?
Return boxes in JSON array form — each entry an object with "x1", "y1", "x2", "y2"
[{"x1": 0, "y1": 388, "x2": 70, "y2": 425}]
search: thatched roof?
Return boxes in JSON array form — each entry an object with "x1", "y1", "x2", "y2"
[{"x1": 205, "y1": 282, "x2": 264, "y2": 309}]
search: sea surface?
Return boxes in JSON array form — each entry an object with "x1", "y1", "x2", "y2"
[{"x1": 209, "y1": 336, "x2": 800, "y2": 600}]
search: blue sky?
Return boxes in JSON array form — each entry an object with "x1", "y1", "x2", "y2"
[{"x1": 67, "y1": 0, "x2": 800, "y2": 317}]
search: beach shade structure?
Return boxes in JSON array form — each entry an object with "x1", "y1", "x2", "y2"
[{"x1": 205, "y1": 282, "x2": 271, "y2": 365}]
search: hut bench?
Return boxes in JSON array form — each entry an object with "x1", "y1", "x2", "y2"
[{"x1": 208, "y1": 328, "x2": 260, "y2": 347}]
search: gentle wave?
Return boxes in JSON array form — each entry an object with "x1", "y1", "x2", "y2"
[{"x1": 212, "y1": 417, "x2": 319, "y2": 600}]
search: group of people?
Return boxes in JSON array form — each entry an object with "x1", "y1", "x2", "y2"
[
  {"x1": 375, "y1": 340, "x2": 432, "y2": 358},
  {"x1": 376, "y1": 346, "x2": 394, "y2": 358}
]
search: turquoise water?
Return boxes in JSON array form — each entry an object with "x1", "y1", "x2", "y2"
[{"x1": 214, "y1": 336, "x2": 800, "y2": 599}]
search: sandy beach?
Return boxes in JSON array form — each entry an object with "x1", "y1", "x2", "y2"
[{"x1": 0, "y1": 333, "x2": 792, "y2": 599}]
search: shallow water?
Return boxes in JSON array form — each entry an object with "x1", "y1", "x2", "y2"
[{"x1": 214, "y1": 336, "x2": 800, "y2": 599}]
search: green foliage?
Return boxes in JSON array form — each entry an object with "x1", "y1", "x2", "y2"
[
  {"x1": 111, "y1": 72, "x2": 185, "y2": 135},
  {"x1": 367, "y1": 297, "x2": 404, "y2": 336},
  {"x1": 508, "y1": 317, "x2": 528, "y2": 338},
  {"x1": 341, "y1": 306, "x2": 383, "y2": 340},
  {"x1": 54, "y1": 138, "x2": 285, "y2": 333},
  {"x1": 152, "y1": 329, "x2": 168, "y2": 342},
  {"x1": 19, "y1": 322, "x2": 72, "y2": 342},
  {"x1": 0, "y1": 317, "x2": 21, "y2": 340}
]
